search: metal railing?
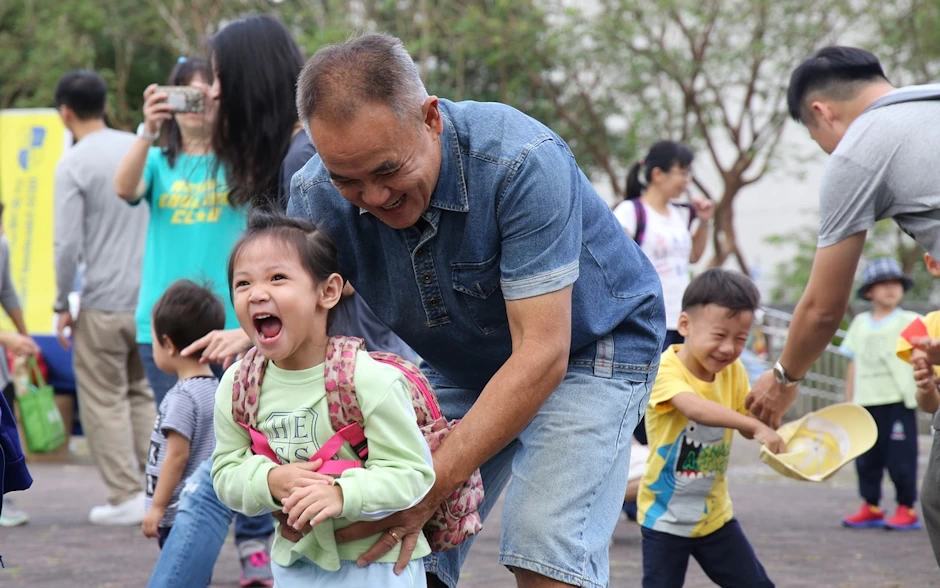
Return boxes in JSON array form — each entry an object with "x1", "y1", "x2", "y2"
[{"x1": 744, "y1": 307, "x2": 933, "y2": 434}]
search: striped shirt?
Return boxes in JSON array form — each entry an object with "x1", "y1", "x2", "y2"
[{"x1": 145, "y1": 375, "x2": 218, "y2": 527}]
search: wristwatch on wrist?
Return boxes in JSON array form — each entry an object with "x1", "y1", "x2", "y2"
[
  {"x1": 136, "y1": 122, "x2": 160, "y2": 143},
  {"x1": 773, "y1": 361, "x2": 801, "y2": 387}
]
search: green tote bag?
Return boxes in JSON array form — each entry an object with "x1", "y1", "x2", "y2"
[{"x1": 16, "y1": 357, "x2": 66, "y2": 453}]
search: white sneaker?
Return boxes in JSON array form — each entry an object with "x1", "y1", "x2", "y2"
[
  {"x1": 0, "y1": 499, "x2": 30, "y2": 527},
  {"x1": 88, "y1": 492, "x2": 145, "y2": 526}
]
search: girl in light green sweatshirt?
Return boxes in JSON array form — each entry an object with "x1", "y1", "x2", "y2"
[{"x1": 211, "y1": 212, "x2": 434, "y2": 587}]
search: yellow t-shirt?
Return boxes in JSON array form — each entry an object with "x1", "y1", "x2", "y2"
[
  {"x1": 638, "y1": 346, "x2": 750, "y2": 538},
  {"x1": 897, "y1": 310, "x2": 940, "y2": 376}
]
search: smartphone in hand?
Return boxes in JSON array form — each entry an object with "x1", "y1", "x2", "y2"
[{"x1": 155, "y1": 86, "x2": 204, "y2": 113}]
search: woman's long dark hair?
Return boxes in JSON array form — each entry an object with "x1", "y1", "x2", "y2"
[
  {"x1": 209, "y1": 15, "x2": 305, "y2": 211},
  {"x1": 161, "y1": 57, "x2": 211, "y2": 168},
  {"x1": 625, "y1": 140, "x2": 695, "y2": 200}
]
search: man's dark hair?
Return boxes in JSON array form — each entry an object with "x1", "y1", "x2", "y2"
[
  {"x1": 682, "y1": 269, "x2": 760, "y2": 317},
  {"x1": 787, "y1": 46, "x2": 888, "y2": 124},
  {"x1": 296, "y1": 33, "x2": 428, "y2": 135},
  {"x1": 152, "y1": 280, "x2": 226, "y2": 358},
  {"x1": 54, "y1": 70, "x2": 108, "y2": 120}
]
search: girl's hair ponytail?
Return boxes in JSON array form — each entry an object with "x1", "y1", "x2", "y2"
[
  {"x1": 625, "y1": 160, "x2": 646, "y2": 200},
  {"x1": 625, "y1": 141, "x2": 695, "y2": 200}
]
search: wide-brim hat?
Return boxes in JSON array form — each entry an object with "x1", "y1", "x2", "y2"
[
  {"x1": 759, "y1": 403, "x2": 877, "y2": 482},
  {"x1": 856, "y1": 257, "x2": 914, "y2": 299}
]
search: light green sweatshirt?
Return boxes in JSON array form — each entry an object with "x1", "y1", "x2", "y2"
[{"x1": 211, "y1": 351, "x2": 435, "y2": 571}]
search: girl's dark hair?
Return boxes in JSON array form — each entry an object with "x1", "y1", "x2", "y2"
[
  {"x1": 625, "y1": 140, "x2": 695, "y2": 200},
  {"x1": 209, "y1": 16, "x2": 305, "y2": 211},
  {"x1": 228, "y1": 212, "x2": 342, "y2": 327},
  {"x1": 160, "y1": 57, "x2": 211, "y2": 168}
]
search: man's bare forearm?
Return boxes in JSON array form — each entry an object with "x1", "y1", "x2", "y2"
[
  {"x1": 777, "y1": 234, "x2": 863, "y2": 380},
  {"x1": 779, "y1": 296, "x2": 845, "y2": 380},
  {"x1": 430, "y1": 338, "x2": 567, "y2": 492}
]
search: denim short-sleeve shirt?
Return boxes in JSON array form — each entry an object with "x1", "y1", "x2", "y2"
[{"x1": 288, "y1": 99, "x2": 664, "y2": 390}]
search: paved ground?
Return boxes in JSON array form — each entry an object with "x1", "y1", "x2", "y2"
[{"x1": 1, "y1": 435, "x2": 937, "y2": 587}]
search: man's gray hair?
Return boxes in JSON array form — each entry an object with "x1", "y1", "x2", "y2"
[{"x1": 296, "y1": 32, "x2": 429, "y2": 136}]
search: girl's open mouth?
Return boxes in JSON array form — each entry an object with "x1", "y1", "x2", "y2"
[{"x1": 253, "y1": 313, "x2": 283, "y2": 343}]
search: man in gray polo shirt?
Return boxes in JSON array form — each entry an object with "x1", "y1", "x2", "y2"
[
  {"x1": 53, "y1": 70, "x2": 154, "y2": 526},
  {"x1": 746, "y1": 45, "x2": 940, "y2": 566}
]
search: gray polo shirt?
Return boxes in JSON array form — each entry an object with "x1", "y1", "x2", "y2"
[
  {"x1": 818, "y1": 84, "x2": 940, "y2": 257},
  {"x1": 53, "y1": 128, "x2": 148, "y2": 312}
]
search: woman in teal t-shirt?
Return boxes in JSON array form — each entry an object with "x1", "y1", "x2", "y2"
[{"x1": 114, "y1": 58, "x2": 246, "y2": 404}]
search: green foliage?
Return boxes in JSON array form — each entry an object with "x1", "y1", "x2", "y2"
[{"x1": 765, "y1": 219, "x2": 939, "y2": 303}]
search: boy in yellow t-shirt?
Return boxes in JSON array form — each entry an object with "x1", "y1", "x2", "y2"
[
  {"x1": 897, "y1": 252, "x2": 940, "y2": 567},
  {"x1": 638, "y1": 269, "x2": 783, "y2": 588}
]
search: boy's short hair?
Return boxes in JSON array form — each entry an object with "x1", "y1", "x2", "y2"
[
  {"x1": 54, "y1": 70, "x2": 108, "y2": 120},
  {"x1": 152, "y1": 280, "x2": 226, "y2": 358},
  {"x1": 682, "y1": 269, "x2": 761, "y2": 316}
]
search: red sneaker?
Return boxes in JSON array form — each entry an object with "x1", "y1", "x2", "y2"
[
  {"x1": 842, "y1": 503, "x2": 884, "y2": 528},
  {"x1": 884, "y1": 506, "x2": 921, "y2": 531}
]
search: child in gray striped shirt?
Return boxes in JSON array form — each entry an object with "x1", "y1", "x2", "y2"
[{"x1": 142, "y1": 280, "x2": 226, "y2": 548}]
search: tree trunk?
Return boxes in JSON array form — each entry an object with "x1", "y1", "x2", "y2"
[{"x1": 708, "y1": 182, "x2": 750, "y2": 275}]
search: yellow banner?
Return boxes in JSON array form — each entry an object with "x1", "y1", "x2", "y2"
[{"x1": 0, "y1": 109, "x2": 68, "y2": 335}]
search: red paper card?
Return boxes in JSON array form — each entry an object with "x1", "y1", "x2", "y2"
[{"x1": 902, "y1": 317, "x2": 929, "y2": 344}]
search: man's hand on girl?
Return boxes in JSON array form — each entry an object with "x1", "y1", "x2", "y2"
[{"x1": 181, "y1": 328, "x2": 252, "y2": 368}]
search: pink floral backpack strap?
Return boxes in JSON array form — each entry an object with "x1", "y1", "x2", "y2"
[
  {"x1": 232, "y1": 347, "x2": 267, "y2": 428},
  {"x1": 324, "y1": 335, "x2": 367, "y2": 425}
]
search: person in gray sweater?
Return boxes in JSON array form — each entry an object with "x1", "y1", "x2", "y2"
[{"x1": 53, "y1": 70, "x2": 155, "y2": 526}]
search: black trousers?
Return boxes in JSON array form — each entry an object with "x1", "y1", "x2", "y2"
[{"x1": 856, "y1": 402, "x2": 918, "y2": 507}]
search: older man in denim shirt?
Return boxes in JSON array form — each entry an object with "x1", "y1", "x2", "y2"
[{"x1": 288, "y1": 33, "x2": 664, "y2": 588}]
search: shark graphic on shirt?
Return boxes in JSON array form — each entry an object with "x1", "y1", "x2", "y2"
[{"x1": 643, "y1": 420, "x2": 729, "y2": 535}]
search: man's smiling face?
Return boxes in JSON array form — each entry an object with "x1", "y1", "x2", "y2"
[{"x1": 309, "y1": 99, "x2": 444, "y2": 229}]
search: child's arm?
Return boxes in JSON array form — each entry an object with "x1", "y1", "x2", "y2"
[
  {"x1": 211, "y1": 374, "x2": 282, "y2": 517},
  {"x1": 142, "y1": 432, "x2": 190, "y2": 538},
  {"x1": 913, "y1": 352, "x2": 940, "y2": 414},
  {"x1": 286, "y1": 377, "x2": 436, "y2": 528},
  {"x1": 670, "y1": 391, "x2": 787, "y2": 454}
]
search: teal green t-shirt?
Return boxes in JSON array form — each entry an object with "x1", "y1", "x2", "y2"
[
  {"x1": 134, "y1": 148, "x2": 246, "y2": 344},
  {"x1": 840, "y1": 309, "x2": 921, "y2": 409}
]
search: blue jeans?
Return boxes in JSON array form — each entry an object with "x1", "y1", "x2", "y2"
[
  {"x1": 424, "y1": 336, "x2": 656, "y2": 588},
  {"x1": 641, "y1": 520, "x2": 774, "y2": 588},
  {"x1": 148, "y1": 460, "x2": 274, "y2": 587}
]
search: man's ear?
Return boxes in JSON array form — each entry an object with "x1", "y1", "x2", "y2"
[
  {"x1": 809, "y1": 100, "x2": 835, "y2": 128},
  {"x1": 925, "y1": 253, "x2": 940, "y2": 277},
  {"x1": 421, "y1": 96, "x2": 443, "y2": 136}
]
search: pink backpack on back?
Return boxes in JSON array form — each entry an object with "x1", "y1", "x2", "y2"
[{"x1": 231, "y1": 335, "x2": 484, "y2": 552}]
